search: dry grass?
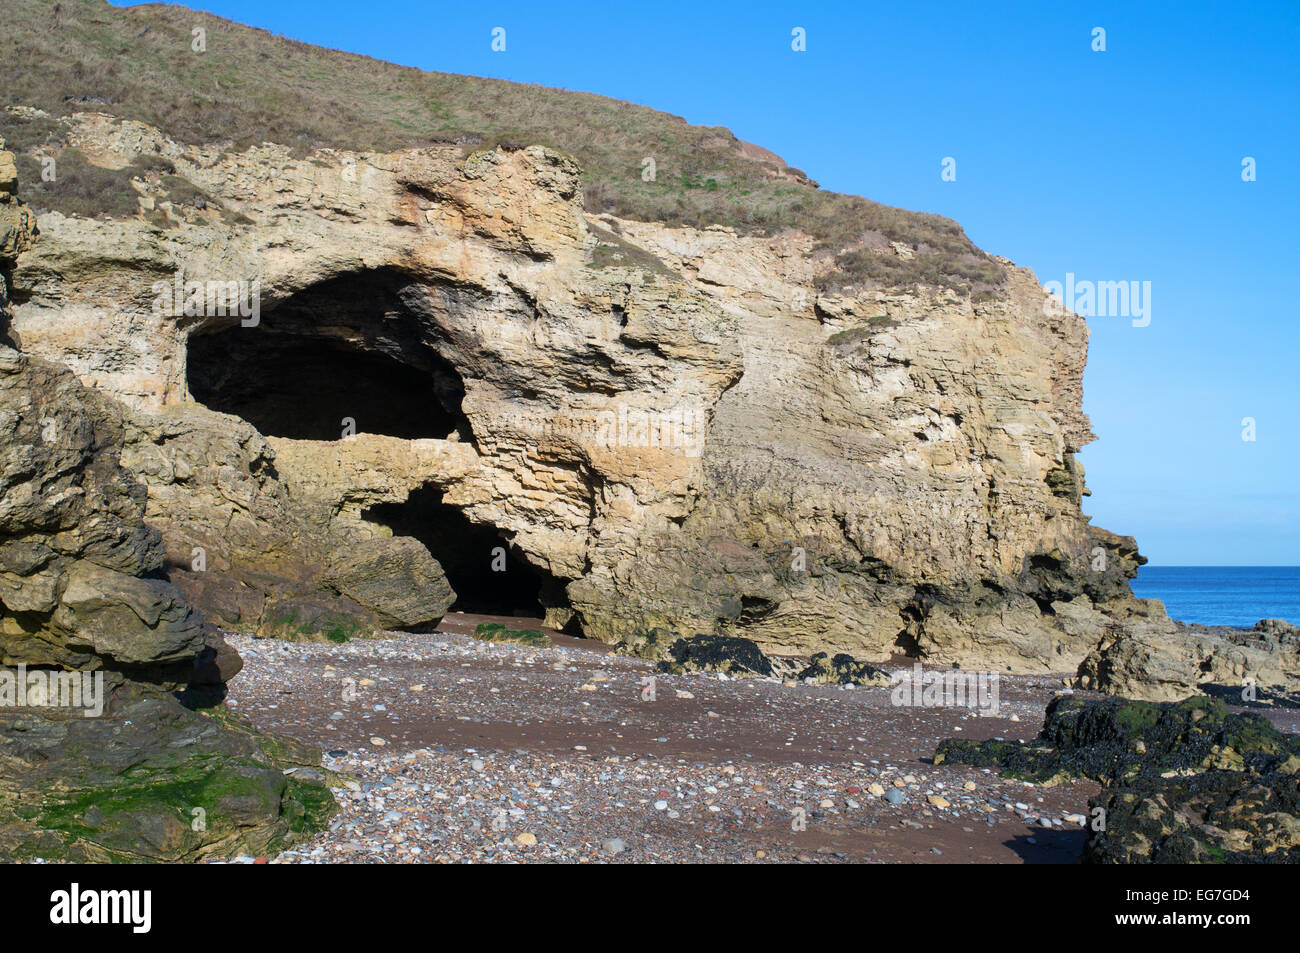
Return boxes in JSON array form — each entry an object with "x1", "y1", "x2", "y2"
[{"x1": 2, "y1": 0, "x2": 1006, "y2": 293}]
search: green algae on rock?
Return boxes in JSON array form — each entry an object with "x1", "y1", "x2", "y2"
[
  {"x1": 1, "y1": 695, "x2": 337, "y2": 863},
  {"x1": 934, "y1": 695, "x2": 1300, "y2": 863},
  {"x1": 474, "y1": 622, "x2": 552, "y2": 648}
]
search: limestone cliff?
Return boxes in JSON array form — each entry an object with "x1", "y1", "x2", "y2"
[
  {"x1": 4, "y1": 107, "x2": 1284, "y2": 700},
  {"x1": 0, "y1": 140, "x2": 335, "y2": 861}
]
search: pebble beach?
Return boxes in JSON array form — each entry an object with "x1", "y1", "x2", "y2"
[{"x1": 210, "y1": 616, "x2": 1105, "y2": 864}]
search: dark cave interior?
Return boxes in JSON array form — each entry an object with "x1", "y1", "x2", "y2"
[
  {"x1": 186, "y1": 269, "x2": 473, "y2": 442},
  {"x1": 364, "y1": 485, "x2": 570, "y2": 619}
]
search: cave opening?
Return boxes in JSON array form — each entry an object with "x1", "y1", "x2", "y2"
[
  {"x1": 185, "y1": 269, "x2": 474, "y2": 443},
  {"x1": 364, "y1": 485, "x2": 574, "y2": 623}
]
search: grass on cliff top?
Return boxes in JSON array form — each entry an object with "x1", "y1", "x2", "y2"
[
  {"x1": 0, "y1": 111, "x2": 236, "y2": 222},
  {"x1": 1, "y1": 0, "x2": 1005, "y2": 295}
]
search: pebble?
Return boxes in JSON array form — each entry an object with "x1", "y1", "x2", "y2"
[{"x1": 198, "y1": 630, "x2": 1095, "y2": 865}]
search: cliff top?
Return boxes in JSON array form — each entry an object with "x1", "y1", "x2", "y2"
[{"x1": 1, "y1": 0, "x2": 1005, "y2": 295}]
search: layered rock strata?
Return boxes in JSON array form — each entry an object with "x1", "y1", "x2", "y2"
[{"x1": 5, "y1": 109, "x2": 1292, "y2": 701}]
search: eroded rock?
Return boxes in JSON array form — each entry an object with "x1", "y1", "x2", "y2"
[
  {"x1": 2, "y1": 108, "x2": 1244, "y2": 681},
  {"x1": 1078, "y1": 617, "x2": 1300, "y2": 703}
]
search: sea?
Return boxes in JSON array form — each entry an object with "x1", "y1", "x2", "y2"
[{"x1": 1131, "y1": 566, "x2": 1300, "y2": 628}]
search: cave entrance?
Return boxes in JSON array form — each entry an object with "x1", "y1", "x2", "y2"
[
  {"x1": 185, "y1": 269, "x2": 473, "y2": 442},
  {"x1": 364, "y1": 485, "x2": 573, "y2": 623}
]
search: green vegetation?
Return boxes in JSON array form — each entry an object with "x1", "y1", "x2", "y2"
[
  {"x1": 14, "y1": 726, "x2": 337, "y2": 863},
  {"x1": 264, "y1": 607, "x2": 367, "y2": 643},
  {"x1": 587, "y1": 222, "x2": 676, "y2": 278},
  {"x1": 1, "y1": 0, "x2": 1006, "y2": 294},
  {"x1": 0, "y1": 109, "x2": 227, "y2": 221},
  {"x1": 9, "y1": 145, "x2": 141, "y2": 218},
  {"x1": 1112, "y1": 698, "x2": 1161, "y2": 733},
  {"x1": 158, "y1": 172, "x2": 214, "y2": 208},
  {"x1": 474, "y1": 621, "x2": 553, "y2": 647}
]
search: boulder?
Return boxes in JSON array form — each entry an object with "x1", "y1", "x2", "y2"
[
  {"x1": 798, "y1": 651, "x2": 891, "y2": 686},
  {"x1": 658, "y1": 633, "x2": 774, "y2": 678},
  {"x1": 1077, "y1": 617, "x2": 1300, "y2": 703},
  {"x1": 324, "y1": 535, "x2": 455, "y2": 630}
]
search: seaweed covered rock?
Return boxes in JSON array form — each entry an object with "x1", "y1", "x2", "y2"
[
  {"x1": 0, "y1": 152, "x2": 335, "y2": 861},
  {"x1": 1087, "y1": 757, "x2": 1300, "y2": 863},
  {"x1": 0, "y1": 695, "x2": 337, "y2": 862},
  {"x1": 613, "y1": 628, "x2": 680, "y2": 661},
  {"x1": 934, "y1": 695, "x2": 1300, "y2": 863},
  {"x1": 657, "y1": 633, "x2": 774, "y2": 678},
  {"x1": 798, "y1": 651, "x2": 891, "y2": 686},
  {"x1": 620, "y1": 632, "x2": 889, "y2": 686}
]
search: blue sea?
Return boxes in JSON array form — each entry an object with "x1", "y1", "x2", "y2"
[{"x1": 1131, "y1": 566, "x2": 1300, "y2": 628}]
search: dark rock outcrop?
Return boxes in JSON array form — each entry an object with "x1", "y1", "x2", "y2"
[
  {"x1": 934, "y1": 695, "x2": 1300, "y2": 863},
  {"x1": 797, "y1": 651, "x2": 891, "y2": 687},
  {"x1": 657, "y1": 633, "x2": 774, "y2": 678}
]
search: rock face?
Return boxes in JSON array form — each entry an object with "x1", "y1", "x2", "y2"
[
  {"x1": 935, "y1": 695, "x2": 1300, "y2": 863},
  {"x1": 1078, "y1": 617, "x2": 1300, "y2": 703},
  {"x1": 4, "y1": 108, "x2": 1284, "y2": 692},
  {"x1": 0, "y1": 145, "x2": 335, "y2": 861},
  {"x1": 0, "y1": 144, "x2": 37, "y2": 266}
]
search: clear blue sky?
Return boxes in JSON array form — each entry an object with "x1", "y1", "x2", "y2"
[{"x1": 118, "y1": 0, "x2": 1300, "y2": 565}]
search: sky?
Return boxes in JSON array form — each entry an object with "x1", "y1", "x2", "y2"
[{"x1": 118, "y1": 0, "x2": 1300, "y2": 565}]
